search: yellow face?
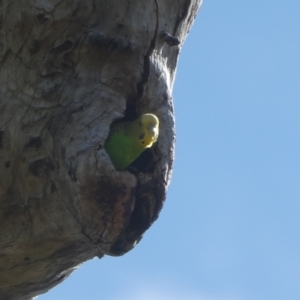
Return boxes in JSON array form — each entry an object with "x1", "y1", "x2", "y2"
[{"x1": 138, "y1": 114, "x2": 159, "y2": 148}]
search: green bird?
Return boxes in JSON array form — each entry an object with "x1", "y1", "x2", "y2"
[{"x1": 104, "y1": 113, "x2": 159, "y2": 171}]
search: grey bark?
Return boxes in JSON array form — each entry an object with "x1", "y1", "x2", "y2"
[{"x1": 0, "y1": 0, "x2": 201, "y2": 299}]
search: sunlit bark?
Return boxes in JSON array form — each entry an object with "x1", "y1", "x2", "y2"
[{"x1": 0, "y1": 0, "x2": 201, "y2": 298}]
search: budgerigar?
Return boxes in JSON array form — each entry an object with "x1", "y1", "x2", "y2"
[{"x1": 104, "y1": 114, "x2": 159, "y2": 171}]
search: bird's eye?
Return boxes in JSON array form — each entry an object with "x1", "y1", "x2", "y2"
[
  {"x1": 139, "y1": 133, "x2": 145, "y2": 139},
  {"x1": 139, "y1": 122, "x2": 141, "y2": 126}
]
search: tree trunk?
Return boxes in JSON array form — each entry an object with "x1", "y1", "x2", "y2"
[{"x1": 0, "y1": 0, "x2": 201, "y2": 299}]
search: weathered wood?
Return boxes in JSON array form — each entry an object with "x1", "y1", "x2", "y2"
[{"x1": 0, "y1": 0, "x2": 201, "y2": 298}]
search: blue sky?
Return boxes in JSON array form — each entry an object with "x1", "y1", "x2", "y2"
[{"x1": 40, "y1": 1, "x2": 300, "y2": 299}]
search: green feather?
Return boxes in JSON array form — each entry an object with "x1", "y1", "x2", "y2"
[{"x1": 104, "y1": 114, "x2": 159, "y2": 171}]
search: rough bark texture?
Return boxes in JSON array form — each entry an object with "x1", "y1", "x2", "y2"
[{"x1": 0, "y1": 0, "x2": 201, "y2": 299}]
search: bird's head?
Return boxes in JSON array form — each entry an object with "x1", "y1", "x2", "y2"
[{"x1": 138, "y1": 113, "x2": 159, "y2": 148}]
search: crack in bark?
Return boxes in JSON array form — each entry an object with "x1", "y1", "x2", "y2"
[
  {"x1": 113, "y1": 0, "x2": 162, "y2": 254},
  {"x1": 135, "y1": 0, "x2": 159, "y2": 104}
]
